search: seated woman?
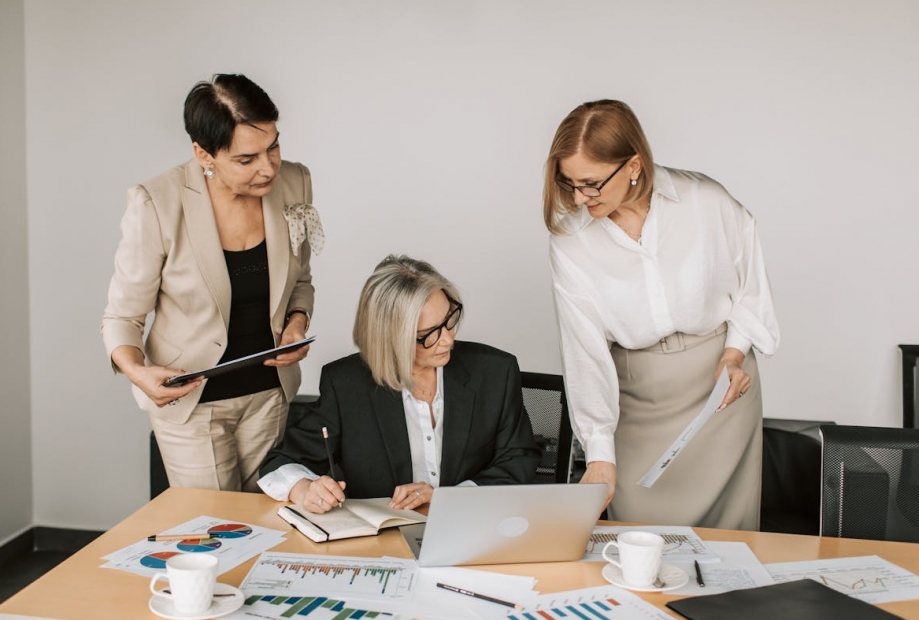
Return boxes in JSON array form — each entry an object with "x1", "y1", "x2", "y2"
[{"x1": 258, "y1": 254, "x2": 540, "y2": 513}]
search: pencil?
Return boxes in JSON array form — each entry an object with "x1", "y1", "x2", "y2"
[
  {"x1": 321, "y1": 426, "x2": 335, "y2": 479},
  {"x1": 321, "y1": 426, "x2": 344, "y2": 507},
  {"x1": 147, "y1": 533, "x2": 211, "y2": 542},
  {"x1": 436, "y1": 583, "x2": 523, "y2": 610},
  {"x1": 694, "y1": 560, "x2": 706, "y2": 587}
]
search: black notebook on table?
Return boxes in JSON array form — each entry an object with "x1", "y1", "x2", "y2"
[{"x1": 667, "y1": 579, "x2": 905, "y2": 620}]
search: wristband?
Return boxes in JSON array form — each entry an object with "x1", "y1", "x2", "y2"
[{"x1": 285, "y1": 309, "x2": 309, "y2": 323}]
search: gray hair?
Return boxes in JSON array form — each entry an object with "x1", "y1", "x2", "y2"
[{"x1": 353, "y1": 255, "x2": 462, "y2": 391}]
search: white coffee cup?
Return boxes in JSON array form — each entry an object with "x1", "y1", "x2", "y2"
[
  {"x1": 149, "y1": 553, "x2": 218, "y2": 614},
  {"x1": 602, "y1": 531, "x2": 664, "y2": 588}
]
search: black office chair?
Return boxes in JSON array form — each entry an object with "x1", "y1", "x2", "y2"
[
  {"x1": 819, "y1": 424, "x2": 919, "y2": 542},
  {"x1": 520, "y1": 371, "x2": 574, "y2": 484}
]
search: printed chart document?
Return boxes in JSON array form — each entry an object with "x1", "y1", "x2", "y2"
[
  {"x1": 638, "y1": 368, "x2": 729, "y2": 488},
  {"x1": 499, "y1": 585, "x2": 675, "y2": 620},
  {"x1": 766, "y1": 555, "x2": 919, "y2": 605},
  {"x1": 278, "y1": 498, "x2": 426, "y2": 542},
  {"x1": 583, "y1": 525, "x2": 718, "y2": 563},
  {"x1": 238, "y1": 552, "x2": 418, "y2": 602},
  {"x1": 101, "y1": 515, "x2": 286, "y2": 578},
  {"x1": 668, "y1": 541, "x2": 776, "y2": 596}
]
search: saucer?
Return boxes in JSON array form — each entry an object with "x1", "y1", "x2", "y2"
[
  {"x1": 149, "y1": 583, "x2": 245, "y2": 619},
  {"x1": 602, "y1": 562, "x2": 688, "y2": 592}
]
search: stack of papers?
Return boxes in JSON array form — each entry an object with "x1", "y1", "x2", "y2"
[{"x1": 101, "y1": 515, "x2": 286, "y2": 578}]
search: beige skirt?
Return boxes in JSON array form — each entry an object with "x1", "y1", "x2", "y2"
[{"x1": 608, "y1": 325, "x2": 762, "y2": 530}]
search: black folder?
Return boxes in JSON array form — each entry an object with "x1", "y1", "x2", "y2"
[{"x1": 666, "y1": 579, "x2": 905, "y2": 620}]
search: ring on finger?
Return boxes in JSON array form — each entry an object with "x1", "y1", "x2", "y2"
[
  {"x1": 738, "y1": 392, "x2": 745, "y2": 398},
  {"x1": 414, "y1": 490, "x2": 421, "y2": 497},
  {"x1": 317, "y1": 498, "x2": 323, "y2": 507}
]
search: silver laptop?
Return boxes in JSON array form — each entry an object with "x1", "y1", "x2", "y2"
[{"x1": 415, "y1": 483, "x2": 607, "y2": 567}]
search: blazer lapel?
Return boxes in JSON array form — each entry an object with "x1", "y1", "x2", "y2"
[
  {"x1": 370, "y1": 385, "x2": 415, "y2": 485},
  {"x1": 440, "y1": 355, "x2": 475, "y2": 485},
  {"x1": 263, "y1": 180, "x2": 290, "y2": 325},
  {"x1": 182, "y1": 160, "x2": 231, "y2": 329}
]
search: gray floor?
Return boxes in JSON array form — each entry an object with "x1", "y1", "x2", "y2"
[
  {"x1": 0, "y1": 527, "x2": 103, "y2": 605},
  {"x1": 0, "y1": 549, "x2": 71, "y2": 603}
]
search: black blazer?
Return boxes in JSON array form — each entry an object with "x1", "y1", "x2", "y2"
[{"x1": 261, "y1": 341, "x2": 540, "y2": 498}]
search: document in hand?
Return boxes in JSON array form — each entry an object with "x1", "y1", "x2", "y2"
[
  {"x1": 278, "y1": 498, "x2": 426, "y2": 543},
  {"x1": 666, "y1": 579, "x2": 905, "y2": 620}
]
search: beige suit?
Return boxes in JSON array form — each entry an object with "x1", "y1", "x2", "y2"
[{"x1": 101, "y1": 159, "x2": 315, "y2": 490}]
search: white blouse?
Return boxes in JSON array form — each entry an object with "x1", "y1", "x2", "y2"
[{"x1": 549, "y1": 165, "x2": 780, "y2": 465}]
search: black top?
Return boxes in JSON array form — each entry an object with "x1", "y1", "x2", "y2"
[
  {"x1": 260, "y1": 341, "x2": 541, "y2": 497},
  {"x1": 199, "y1": 240, "x2": 280, "y2": 403}
]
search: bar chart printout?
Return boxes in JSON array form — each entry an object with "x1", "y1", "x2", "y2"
[
  {"x1": 233, "y1": 594, "x2": 408, "y2": 620},
  {"x1": 239, "y1": 553, "x2": 417, "y2": 601},
  {"x1": 504, "y1": 585, "x2": 674, "y2": 620}
]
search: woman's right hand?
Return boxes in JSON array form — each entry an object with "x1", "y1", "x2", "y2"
[
  {"x1": 580, "y1": 461, "x2": 617, "y2": 508},
  {"x1": 111, "y1": 345, "x2": 201, "y2": 407},
  {"x1": 290, "y1": 477, "x2": 347, "y2": 514},
  {"x1": 131, "y1": 364, "x2": 202, "y2": 407}
]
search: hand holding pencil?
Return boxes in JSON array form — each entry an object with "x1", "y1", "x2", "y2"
[{"x1": 288, "y1": 427, "x2": 346, "y2": 514}]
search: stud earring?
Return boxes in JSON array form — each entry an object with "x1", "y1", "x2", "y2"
[
  {"x1": 204, "y1": 169, "x2": 214, "y2": 178},
  {"x1": 630, "y1": 178, "x2": 637, "y2": 186}
]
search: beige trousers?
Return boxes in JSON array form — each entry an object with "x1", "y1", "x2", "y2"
[
  {"x1": 150, "y1": 387, "x2": 288, "y2": 492},
  {"x1": 608, "y1": 325, "x2": 763, "y2": 530}
]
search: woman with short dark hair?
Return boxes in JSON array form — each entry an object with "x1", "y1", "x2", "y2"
[{"x1": 102, "y1": 74, "x2": 323, "y2": 492}]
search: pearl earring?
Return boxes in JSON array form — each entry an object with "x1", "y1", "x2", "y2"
[
  {"x1": 630, "y1": 178, "x2": 637, "y2": 186},
  {"x1": 204, "y1": 169, "x2": 214, "y2": 178}
]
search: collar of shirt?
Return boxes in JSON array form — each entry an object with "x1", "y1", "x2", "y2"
[{"x1": 401, "y1": 366, "x2": 445, "y2": 487}]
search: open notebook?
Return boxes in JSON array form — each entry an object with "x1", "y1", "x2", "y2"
[{"x1": 278, "y1": 498, "x2": 425, "y2": 543}]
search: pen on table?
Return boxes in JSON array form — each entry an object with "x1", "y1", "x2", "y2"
[
  {"x1": 147, "y1": 533, "x2": 210, "y2": 542},
  {"x1": 436, "y1": 582, "x2": 523, "y2": 611},
  {"x1": 694, "y1": 560, "x2": 706, "y2": 587},
  {"x1": 321, "y1": 426, "x2": 344, "y2": 507}
]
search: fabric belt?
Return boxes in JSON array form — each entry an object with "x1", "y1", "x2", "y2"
[{"x1": 638, "y1": 323, "x2": 728, "y2": 354}]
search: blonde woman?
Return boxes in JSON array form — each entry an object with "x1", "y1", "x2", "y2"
[
  {"x1": 259, "y1": 255, "x2": 540, "y2": 513},
  {"x1": 544, "y1": 100, "x2": 779, "y2": 530}
]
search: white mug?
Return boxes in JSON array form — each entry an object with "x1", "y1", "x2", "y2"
[
  {"x1": 602, "y1": 531, "x2": 664, "y2": 587},
  {"x1": 149, "y1": 553, "x2": 218, "y2": 614}
]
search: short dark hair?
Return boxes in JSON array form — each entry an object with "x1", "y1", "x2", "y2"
[{"x1": 183, "y1": 74, "x2": 279, "y2": 155}]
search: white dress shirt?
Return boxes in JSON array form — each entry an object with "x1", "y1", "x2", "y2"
[
  {"x1": 549, "y1": 165, "x2": 780, "y2": 466},
  {"x1": 259, "y1": 366, "x2": 474, "y2": 501}
]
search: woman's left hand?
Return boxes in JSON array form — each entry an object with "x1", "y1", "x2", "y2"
[
  {"x1": 390, "y1": 482, "x2": 434, "y2": 511},
  {"x1": 716, "y1": 347, "x2": 750, "y2": 410},
  {"x1": 266, "y1": 314, "x2": 310, "y2": 367}
]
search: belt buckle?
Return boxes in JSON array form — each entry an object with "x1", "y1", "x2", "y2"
[{"x1": 660, "y1": 332, "x2": 685, "y2": 353}]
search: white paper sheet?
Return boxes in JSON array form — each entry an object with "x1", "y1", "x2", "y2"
[
  {"x1": 582, "y1": 525, "x2": 718, "y2": 563},
  {"x1": 766, "y1": 555, "x2": 919, "y2": 604},
  {"x1": 238, "y1": 552, "x2": 418, "y2": 601},
  {"x1": 637, "y1": 368, "x2": 730, "y2": 487},
  {"x1": 100, "y1": 515, "x2": 286, "y2": 578},
  {"x1": 668, "y1": 541, "x2": 775, "y2": 595}
]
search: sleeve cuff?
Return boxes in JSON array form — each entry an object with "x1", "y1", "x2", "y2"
[
  {"x1": 585, "y1": 436, "x2": 617, "y2": 466},
  {"x1": 724, "y1": 331, "x2": 752, "y2": 356},
  {"x1": 257, "y1": 463, "x2": 319, "y2": 501}
]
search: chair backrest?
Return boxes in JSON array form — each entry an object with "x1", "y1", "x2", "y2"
[
  {"x1": 819, "y1": 424, "x2": 919, "y2": 542},
  {"x1": 520, "y1": 371, "x2": 574, "y2": 484}
]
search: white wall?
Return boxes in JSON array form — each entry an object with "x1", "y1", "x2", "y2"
[
  {"x1": 0, "y1": 0, "x2": 33, "y2": 547},
  {"x1": 19, "y1": 0, "x2": 919, "y2": 529}
]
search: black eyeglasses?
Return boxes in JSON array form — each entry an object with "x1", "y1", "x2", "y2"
[
  {"x1": 555, "y1": 157, "x2": 631, "y2": 197},
  {"x1": 416, "y1": 295, "x2": 463, "y2": 349}
]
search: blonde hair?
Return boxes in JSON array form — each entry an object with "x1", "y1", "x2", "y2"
[
  {"x1": 542, "y1": 100, "x2": 655, "y2": 235},
  {"x1": 352, "y1": 255, "x2": 463, "y2": 391}
]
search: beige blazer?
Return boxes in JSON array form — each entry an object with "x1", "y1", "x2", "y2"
[{"x1": 101, "y1": 159, "x2": 315, "y2": 423}]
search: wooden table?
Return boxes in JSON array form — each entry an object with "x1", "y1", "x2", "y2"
[{"x1": 2, "y1": 487, "x2": 918, "y2": 619}]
